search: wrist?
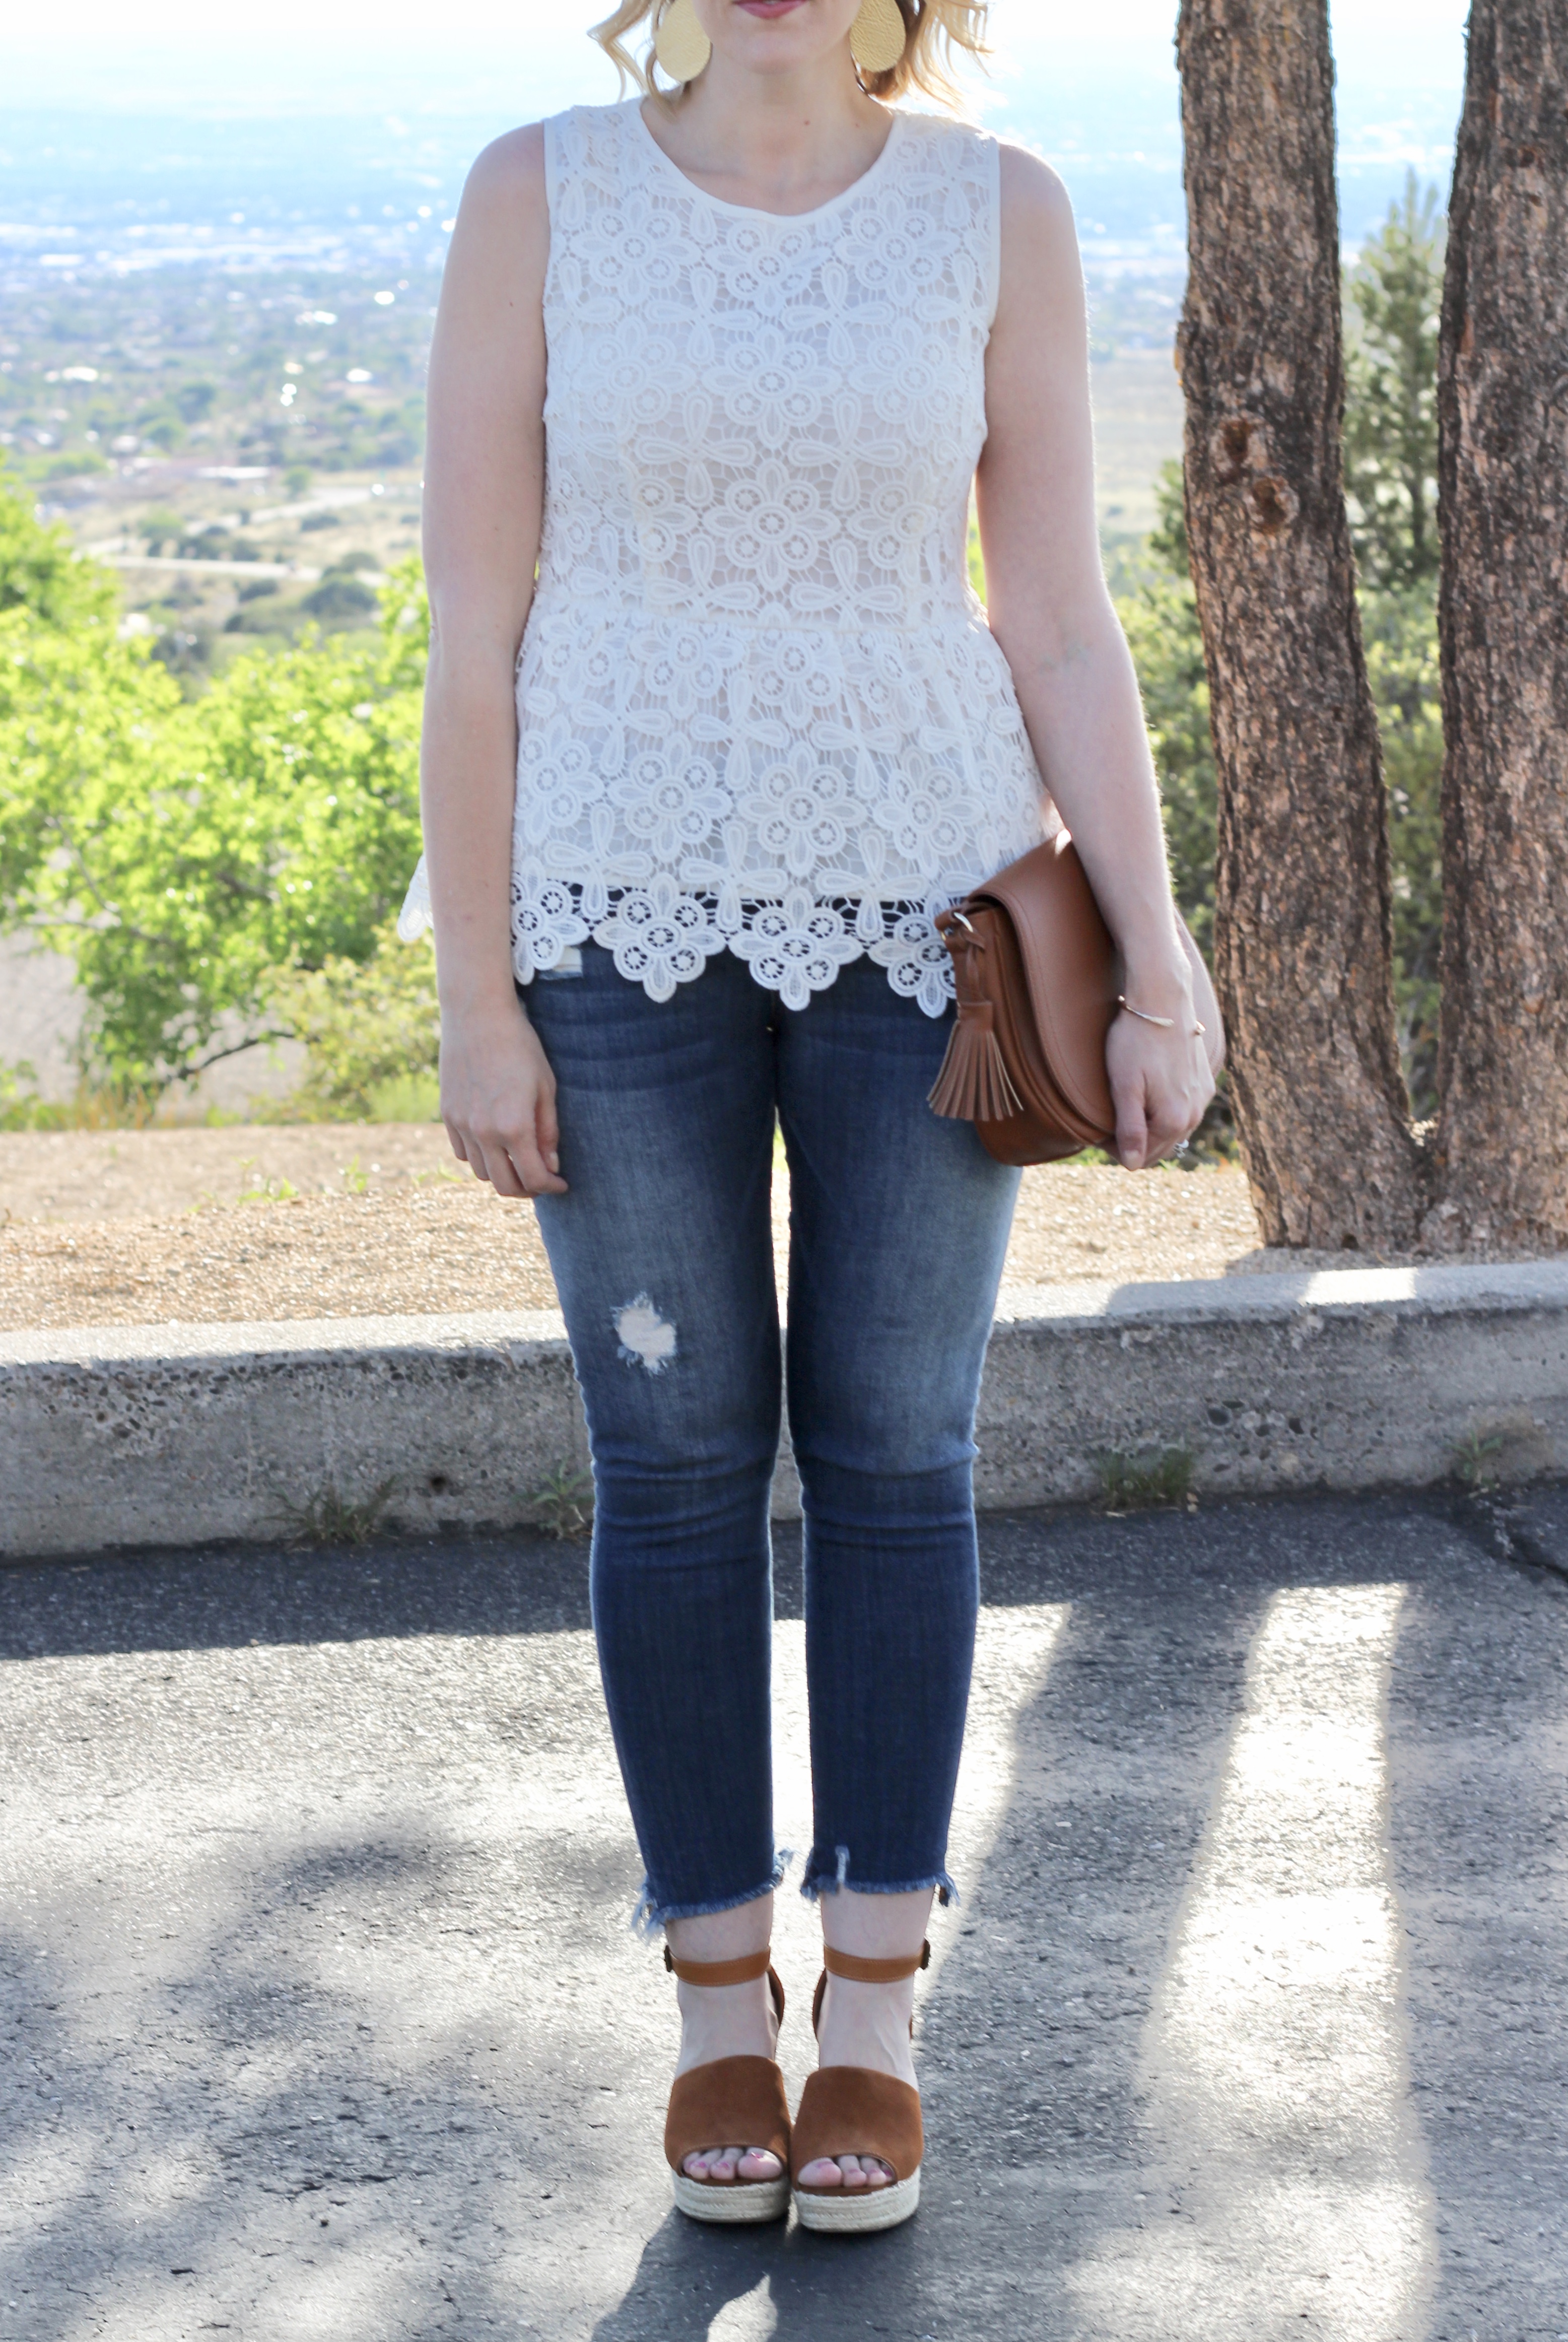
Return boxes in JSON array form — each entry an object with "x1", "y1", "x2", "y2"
[
  {"x1": 439, "y1": 978, "x2": 527, "y2": 1027},
  {"x1": 1118, "y1": 958, "x2": 1193, "y2": 1018}
]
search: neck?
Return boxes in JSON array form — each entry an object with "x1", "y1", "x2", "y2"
[{"x1": 647, "y1": 47, "x2": 888, "y2": 213}]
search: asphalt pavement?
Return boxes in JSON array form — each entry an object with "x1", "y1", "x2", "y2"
[{"x1": 2, "y1": 1490, "x2": 1565, "y2": 2342}]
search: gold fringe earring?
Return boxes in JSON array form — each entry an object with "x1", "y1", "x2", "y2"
[
  {"x1": 849, "y1": 0, "x2": 907, "y2": 75},
  {"x1": 653, "y1": 0, "x2": 712, "y2": 83}
]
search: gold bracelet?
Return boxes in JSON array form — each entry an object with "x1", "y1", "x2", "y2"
[{"x1": 1119, "y1": 995, "x2": 1206, "y2": 1038}]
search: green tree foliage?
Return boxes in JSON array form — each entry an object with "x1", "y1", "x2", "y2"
[
  {"x1": 0, "y1": 542, "x2": 428, "y2": 1092},
  {"x1": 1343, "y1": 173, "x2": 1443, "y2": 591},
  {"x1": 1363, "y1": 588, "x2": 1444, "y2": 1111},
  {"x1": 0, "y1": 471, "x2": 118, "y2": 628}
]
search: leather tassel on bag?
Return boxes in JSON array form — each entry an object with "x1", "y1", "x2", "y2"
[
  {"x1": 928, "y1": 998, "x2": 1022, "y2": 1123},
  {"x1": 920, "y1": 838, "x2": 1122, "y2": 1165}
]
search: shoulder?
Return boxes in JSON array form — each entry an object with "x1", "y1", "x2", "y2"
[
  {"x1": 901, "y1": 115, "x2": 1074, "y2": 244},
  {"x1": 461, "y1": 100, "x2": 631, "y2": 199},
  {"x1": 461, "y1": 122, "x2": 548, "y2": 222},
  {"x1": 987, "y1": 144, "x2": 1085, "y2": 368},
  {"x1": 440, "y1": 123, "x2": 553, "y2": 318},
  {"x1": 995, "y1": 142, "x2": 1081, "y2": 309},
  {"x1": 997, "y1": 142, "x2": 1076, "y2": 240}
]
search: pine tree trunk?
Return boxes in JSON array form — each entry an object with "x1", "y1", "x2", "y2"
[
  {"x1": 1434, "y1": 0, "x2": 1568, "y2": 1249},
  {"x1": 1176, "y1": 0, "x2": 1424, "y2": 1249}
]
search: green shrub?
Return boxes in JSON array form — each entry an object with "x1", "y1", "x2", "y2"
[
  {"x1": 264, "y1": 919, "x2": 439, "y2": 1121},
  {"x1": 365, "y1": 1071, "x2": 443, "y2": 1123},
  {"x1": 300, "y1": 574, "x2": 378, "y2": 627},
  {"x1": 0, "y1": 1060, "x2": 178, "y2": 1132}
]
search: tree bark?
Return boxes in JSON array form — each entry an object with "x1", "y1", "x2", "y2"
[
  {"x1": 1434, "y1": 0, "x2": 1568, "y2": 1249},
  {"x1": 1176, "y1": 0, "x2": 1424, "y2": 1249}
]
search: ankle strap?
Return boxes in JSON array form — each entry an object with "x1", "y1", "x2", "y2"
[
  {"x1": 663, "y1": 1945, "x2": 773, "y2": 1986},
  {"x1": 822, "y1": 1939, "x2": 931, "y2": 1985}
]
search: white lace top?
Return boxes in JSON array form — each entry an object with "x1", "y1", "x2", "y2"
[{"x1": 398, "y1": 99, "x2": 1051, "y2": 1014}]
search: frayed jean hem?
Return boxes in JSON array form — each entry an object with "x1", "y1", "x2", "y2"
[
  {"x1": 799, "y1": 1844, "x2": 957, "y2": 1908},
  {"x1": 631, "y1": 1848, "x2": 792, "y2": 1938}
]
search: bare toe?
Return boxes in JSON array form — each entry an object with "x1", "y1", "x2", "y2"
[
  {"x1": 798, "y1": 2156, "x2": 844, "y2": 2188},
  {"x1": 738, "y1": 2149, "x2": 782, "y2": 2182},
  {"x1": 838, "y1": 2155, "x2": 869, "y2": 2190}
]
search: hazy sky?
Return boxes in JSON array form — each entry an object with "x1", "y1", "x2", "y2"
[{"x1": 13, "y1": 0, "x2": 1471, "y2": 112}]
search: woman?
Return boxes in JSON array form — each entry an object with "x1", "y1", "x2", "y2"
[{"x1": 407, "y1": 0, "x2": 1214, "y2": 2235}]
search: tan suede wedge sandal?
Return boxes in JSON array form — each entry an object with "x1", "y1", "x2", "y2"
[
  {"x1": 790, "y1": 1940, "x2": 929, "y2": 2235},
  {"x1": 663, "y1": 1945, "x2": 792, "y2": 2225}
]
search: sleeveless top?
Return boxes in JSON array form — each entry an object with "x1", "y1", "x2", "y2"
[{"x1": 397, "y1": 99, "x2": 1051, "y2": 1015}]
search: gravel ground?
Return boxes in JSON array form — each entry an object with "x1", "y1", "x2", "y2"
[
  {"x1": 0, "y1": 1124, "x2": 1529, "y2": 1332},
  {"x1": 0, "y1": 1127, "x2": 1269, "y2": 1329},
  {"x1": 0, "y1": 1124, "x2": 452, "y2": 1221}
]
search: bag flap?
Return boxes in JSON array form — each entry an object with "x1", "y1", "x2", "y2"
[{"x1": 975, "y1": 834, "x2": 1119, "y2": 1133}]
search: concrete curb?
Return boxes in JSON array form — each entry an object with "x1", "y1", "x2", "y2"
[{"x1": 5, "y1": 1264, "x2": 1567, "y2": 1559}]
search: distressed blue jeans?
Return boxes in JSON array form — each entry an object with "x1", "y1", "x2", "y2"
[{"x1": 524, "y1": 945, "x2": 1020, "y2": 1928}]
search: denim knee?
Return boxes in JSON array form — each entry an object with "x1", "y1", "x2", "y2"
[
  {"x1": 792, "y1": 1452, "x2": 977, "y2": 1544},
  {"x1": 590, "y1": 1447, "x2": 778, "y2": 1564}
]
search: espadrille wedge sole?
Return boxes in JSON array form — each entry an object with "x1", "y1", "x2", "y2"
[
  {"x1": 663, "y1": 1946, "x2": 791, "y2": 2226},
  {"x1": 791, "y1": 1941, "x2": 928, "y2": 2236},
  {"x1": 794, "y1": 2168, "x2": 921, "y2": 2234},
  {"x1": 669, "y1": 2166, "x2": 791, "y2": 2223}
]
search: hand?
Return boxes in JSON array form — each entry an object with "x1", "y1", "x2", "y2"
[
  {"x1": 1105, "y1": 1001, "x2": 1216, "y2": 1172},
  {"x1": 439, "y1": 992, "x2": 568, "y2": 1198}
]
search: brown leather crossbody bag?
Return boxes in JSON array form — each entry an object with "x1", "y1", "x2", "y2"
[{"x1": 926, "y1": 833, "x2": 1220, "y2": 1167}]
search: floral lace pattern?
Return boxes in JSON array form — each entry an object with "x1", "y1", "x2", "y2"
[{"x1": 397, "y1": 100, "x2": 1052, "y2": 1013}]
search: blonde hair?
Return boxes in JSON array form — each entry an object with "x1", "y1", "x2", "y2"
[{"x1": 590, "y1": 1, "x2": 989, "y2": 110}]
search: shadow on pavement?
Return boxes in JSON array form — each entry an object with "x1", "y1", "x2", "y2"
[
  {"x1": 0, "y1": 1526, "x2": 597, "y2": 1657},
  {"x1": 2, "y1": 1494, "x2": 1564, "y2": 2340},
  {"x1": 1388, "y1": 1527, "x2": 1568, "y2": 2336}
]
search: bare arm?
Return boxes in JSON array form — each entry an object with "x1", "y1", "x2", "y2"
[
  {"x1": 979, "y1": 147, "x2": 1216, "y2": 1169},
  {"x1": 420, "y1": 123, "x2": 566, "y2": 1196}
]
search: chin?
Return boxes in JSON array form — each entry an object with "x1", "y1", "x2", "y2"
[{"x1": 726, "y1": 1, "x2": 835, "y2": 66}]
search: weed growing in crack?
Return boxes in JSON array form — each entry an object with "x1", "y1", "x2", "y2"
[
  {"x1": 277, "y1": 1479, "x2": 398, "y2": 1547},
  {"x1": 1096, "y1": 1446, "x2": 1196, "y2": 1513},
  {"x1": 1460, "y1": 1414, "x2": 1516, "y2": 1489},
  {"x1": 1452, "y1": 1429, "x2": 1507, "y2": 1491},
  {"x1": 529, "y1": 1465, "x2": 594, "y2": 1540}
]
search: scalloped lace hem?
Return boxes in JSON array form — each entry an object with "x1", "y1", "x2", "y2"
[{"x1": 396, "y1": 862, "x2": 962, "y2": 1017}]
